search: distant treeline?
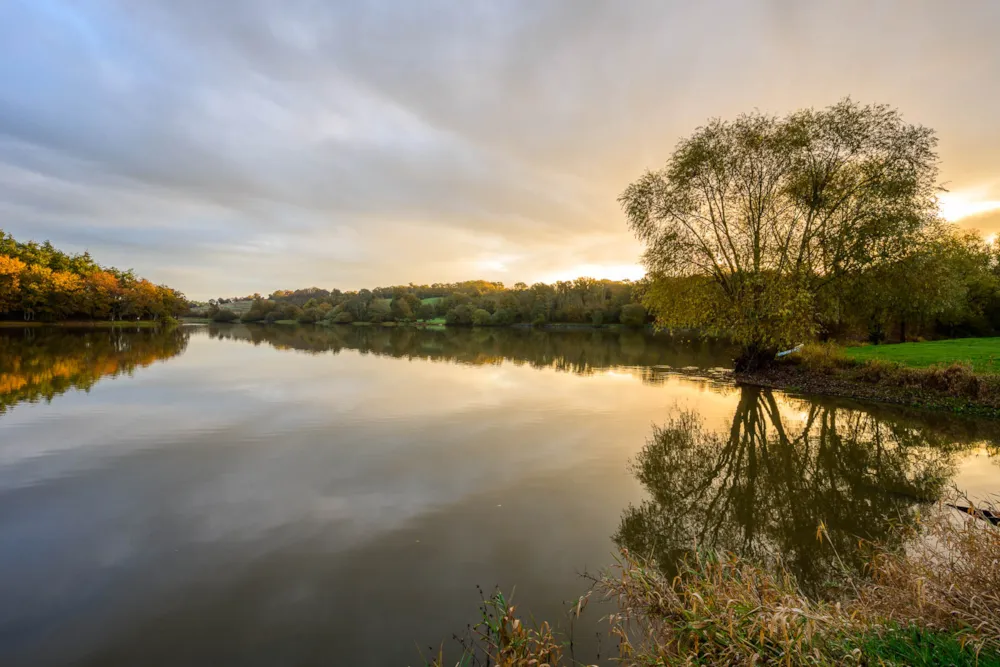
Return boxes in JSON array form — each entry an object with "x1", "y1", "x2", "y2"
[
  {"x1": 200, "y1": 279, "x2": 650, "y2": 327},
  {"x1": 0, "y1": 231, "x2": 188, "y2": 322}
]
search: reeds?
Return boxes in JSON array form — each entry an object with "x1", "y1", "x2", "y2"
[{"x1": 428, "y1": 497, "x2": 1000, "y2": 666}]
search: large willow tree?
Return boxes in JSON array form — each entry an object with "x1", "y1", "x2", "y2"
[{"x1": 620, "y1": 99, "x2": 940, "y2": 369}]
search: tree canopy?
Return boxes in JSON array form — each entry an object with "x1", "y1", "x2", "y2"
[
  {"x1": 0, "y1": 230, "x2": 187, "y2": 322},
  {"x1": 621, "y1": 99, "x2": 942, "y2": 368}
]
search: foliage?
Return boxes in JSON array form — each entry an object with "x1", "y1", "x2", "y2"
[
  {"x1": 470, "y1": 308, "x2": 492, "y2": 326},
  {"x1": 211, "y1": 308, "x2": 239, "y2": 323},
  {"x1": 0, "y1": 230, "x2": 187, "y2": 322},
  {"x1": 226, "y1": 277, "x2": 643, "y2": 327},
  {"x1": 621, "y1": 99, "x2": 940, "y2": 368},
  {"x1": 619, "y1": 302, "x2": 647, "y2": 328}
]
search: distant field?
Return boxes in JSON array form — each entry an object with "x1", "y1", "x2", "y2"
[
  {"x1": 845, "y1": 338, "x2": 1000, "y2": 374},
  {"x1": 421, "y1": 297, "x2": 443, "y2": 305},
  {"x1": 221, "y1": 300, "x2": 254, "y2": 314}
]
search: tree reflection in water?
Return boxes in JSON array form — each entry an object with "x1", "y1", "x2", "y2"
[
  {"x1": 0, "y1": 326, "x2": 189, "y2": 414},
  {"x1": 614, "y1": 386, "x2": 979, "y2": 594}
]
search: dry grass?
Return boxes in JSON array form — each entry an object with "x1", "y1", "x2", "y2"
[
  {"x1": 788, "y1": 344, "x2": 1000, "y2": 410},
  {"x1": 429, "y1": 498, "x2": 1000, "y2": 666},
  {"x1": 426, "y1": 588, "x2": 570, "y2": 667},
  {"x1": 601, "y1": 549, "x2": 847, "y2": 666},
  {"x1": 857, "y1": 499, "x2": 1000, "y2": 656}
]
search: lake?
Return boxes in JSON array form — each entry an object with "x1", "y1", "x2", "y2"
[{"x1": 0, "y1": 324, "x2": 996, "y2": 666}]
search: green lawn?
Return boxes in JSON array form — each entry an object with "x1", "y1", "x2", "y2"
[
  {"x1": 845, "y1": 337, "x2": 1000, "y2": 373},
  {"x1": 420, "y1": 297, "x2": 443, "y2": 305}
]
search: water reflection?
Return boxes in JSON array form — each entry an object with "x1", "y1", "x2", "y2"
[
  {"x1": 205, "y1": 323, "x2": 734, "y2": 379},
  {"x1": 0, "y1": 327, "x2": 189, "y2": 414},
  {"x1": 613, "y1": 386, "x2": 995, "y2": 594}
]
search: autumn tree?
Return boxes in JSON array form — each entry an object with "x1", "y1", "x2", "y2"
[
  {"x1": 620, "y1": 99, "x2": 940, "y2": 369},
  {"x1": 0, "y1": 255, "x2": 26, "y2": 313}
]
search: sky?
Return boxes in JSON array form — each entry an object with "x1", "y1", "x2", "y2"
[{"x1": 2, "y1": 1, "x2": 1000, "y2": 300}]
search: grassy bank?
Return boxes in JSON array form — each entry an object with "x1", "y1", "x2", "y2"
[
  {"x1": 430, "y1": 501, "x2": 1000, "y2": 666},
  {"x1": 845, "y1": 338, "x2": 1000, "y2": 374},
  {"x1": 737, "y1": 341, "x2": 1000, "y2": 417}
]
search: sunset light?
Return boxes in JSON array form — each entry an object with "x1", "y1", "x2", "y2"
[
  {"x1": 938, "y1": 191, "x2": 1000, "y2": 222},
  {"x1": 2, "y1": 2, "x2": 1000, "y2": 665}
]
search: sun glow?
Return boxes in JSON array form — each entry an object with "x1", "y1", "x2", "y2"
[
  {"x1": 538, "y1": 263, "x2": 646, "y2": 284},
  {"x1": 938, "y1": 191, "x2": 1000, "y2": 222}
]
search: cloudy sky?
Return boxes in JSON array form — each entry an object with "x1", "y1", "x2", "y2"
[{"x1": 2, "y1": 1, "x2": 1000, "y2": 299}]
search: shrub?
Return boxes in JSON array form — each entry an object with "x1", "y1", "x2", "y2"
[
  {"x1": 490, "y1": 308, "x2": 514, "y2": 326},
  {"x1": 620, "y1": 303, "x2": 647, "y2": 328},
  {"x1": 471, "y1": 308, "x2": 492, "y2": 326},
  {"x1": 211, "y1": 308, "x2": 238, "y2": 323},
  {"x1": 792, "y1": 342, "x2": 856, "y2": 373}
]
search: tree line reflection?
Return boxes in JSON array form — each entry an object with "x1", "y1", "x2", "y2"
[
  {"x1": 0, "y1": 326, "x2": 188, "y2": 414},
  {"x1": 615, "y1": 386, "x2": 998, "y2": 594},
  {"x1": 204, "y1": 323, "x2": 734, "y2": 379}
]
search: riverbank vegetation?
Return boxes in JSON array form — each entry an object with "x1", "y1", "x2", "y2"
[
  {"x1": 194, "y1": 278, "x2": 649, "y2": 328},
  {"x1": 431, "y1": 500, "x2": 1000, "y2": 666},
  {"x1": 621, "y1": 99, "x2": 1000, "y2": 370},
  {"x1": 0, "y1": 231, "x2": 187, "y2": 323},
  {"x1": 739, "y1": 342, "x2": 1000, "y2": 416}
]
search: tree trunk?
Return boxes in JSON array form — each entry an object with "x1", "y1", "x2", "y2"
[
  {"x1": 734, "y1": 343, "x2": 776, "y2": 372},
  {"x1": 900, "y1": 318, "x2": 907, "y2": 343}
]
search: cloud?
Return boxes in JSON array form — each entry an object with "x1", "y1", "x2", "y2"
[{"x1": 2, "y1": 0, "x2": 1000, "y2": 298}]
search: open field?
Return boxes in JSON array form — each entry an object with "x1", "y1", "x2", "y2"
[
  {"x1": 845, "y1": 338, "x2": 1000, "y2": 374},
  {"x1": 420, "y1": 297, "x2": 444, "y2": 306}
]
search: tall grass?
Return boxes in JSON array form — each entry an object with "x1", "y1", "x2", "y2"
[{"x1": 429, "y1": 498, "x2": 1000, "y2": 666}]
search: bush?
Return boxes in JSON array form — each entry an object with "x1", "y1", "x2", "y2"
[
  {"x1": 417, "y1": 303, "x2": 436, "y2": 321},
  {"x1": 471, "y1": 308, "x2": 492, "y2": 326},
  {"x1": 620, "y1": 303, "x2": 647, "y2": 328},
  {"x1": 491, "y1": 308, "x2": 514, "y2": 326},
  {"x1": 445, "y1": 304, "x2": 474, "y2": 325},
  {"x1": 792, "y1": 342, "x2": 856, "y2": 373},
  {"x1": 330, "y1": 311, "x2": 353, "y2": 324},
  {"x1": 211, "y1": 308, "x2": 238, "y2": 323}
]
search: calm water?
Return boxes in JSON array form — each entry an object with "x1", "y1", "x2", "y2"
[{"x1": 0, "y1": 325, "x2": 996, "y2": 666}]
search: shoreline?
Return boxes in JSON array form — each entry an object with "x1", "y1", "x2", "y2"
[{"x1": 734, "y1": 363, "x2": 1000, "y2": 418}]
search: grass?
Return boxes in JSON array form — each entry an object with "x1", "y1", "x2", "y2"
[
  {"x1": 430, "y1": 497, "x2": 1000, "y2": 666},
  {"x1": 845, "y1": 338, "x2": 1000, "y2": 374},
  {"x1": 836, "y1": 625, "x2": 1000, "y2": 666},
  {"x1": 421, "y1": 297, "x2": 444, "y2": 306},
  {"x1": 770, "y1": 341, "x2": 1000, "y2": 415}
]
